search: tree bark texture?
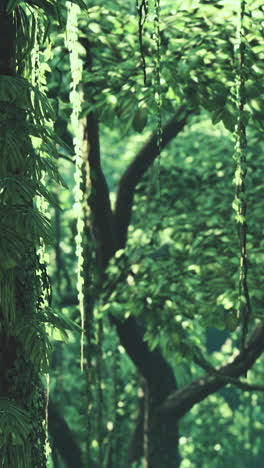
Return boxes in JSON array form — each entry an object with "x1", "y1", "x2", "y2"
[{"x1": 143, "y1": 380, "x2": 180, "y2": 468}]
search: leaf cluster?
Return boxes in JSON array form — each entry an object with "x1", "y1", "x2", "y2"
[
  {"x1": 75, "y1": 4, "x2": 264, "y2": 135},
  {"x1": 0, "y1": 398, "x2": 31, "y2": 468},
  {"x1": 103, "y1": 119, "x2": 264, "y2": 365}
]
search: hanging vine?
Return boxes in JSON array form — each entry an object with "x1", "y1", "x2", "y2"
[
  {"x1": 233, "y1": 0, "x2": 251, "y2": 349},
  {"x1": 153, "y1": 0, "x2": 162, "y2": 224},
  {"x1": 65, "y1": 2, "x2": 85, "y2": 369},
  {"x1": 31, "y1": 14, "x2": 54, "y2": 459},
  {"x1": 137, "y1": 0, "x2": 149, "y2": 85},
  {"x1": 111, "y1": 339, "x2": 120, "y2": 467},
  {"x1": 95, "y1": 317, "x2": 104, "y2": 466},
  {"x1": 153, "y1": 0, "x2": 162, "y2": 155},
  {"x1": 136, "y1": 0, "x2": 163, "y2": 245}
]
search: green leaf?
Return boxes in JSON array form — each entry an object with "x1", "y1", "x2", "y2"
[
  {"x1": 222, "y1": 109, "x2": 236, "y2": 132},
  {"x1": 132, "y1": 107, "x2": 148, "y2": 133},
  {"x1": 212, "y1": 108, "x2": 224, "y2": 125},
  {"x1": 0, "y1": 398, "x2": 31, "y2": 443},
  {"x1": 6, "y1": 0, "x2": 22, "y2": 13}
]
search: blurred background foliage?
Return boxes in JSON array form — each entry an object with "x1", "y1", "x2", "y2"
[{"x1": 39, "y1": 0, "x2": 264, "y2": 466}]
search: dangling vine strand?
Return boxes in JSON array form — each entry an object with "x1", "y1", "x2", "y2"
[
  {"x1": 32, "y1": 13, "x2": 53, "y2": 313},
  {"x1": 153, "y1": 0, "x2": 163, "y2": 236},
  {"x1": 112, "y1": 339, "x2": 120, "y2": 467},
  {"x1": 96, "y1": 317, "x2": 104, "y2": 466},
  {"x1": 233, "y1": 0, "x2": 251, "y2": 350},
  {"x1": 154, "y1": 0, "x2": 162, "y2": 154},
  {"x1": 31, "y1": 12, "x2": 53, "y2": 458},
  {"x1": 138, "y1": 0, "x2": 163, "y2": 246},
  {"x1": 66, "y1": 2, "x2": 85, "y2": 369},
  {"x1": 137, "y1": 0, "x2": 149, "y2": 85}
]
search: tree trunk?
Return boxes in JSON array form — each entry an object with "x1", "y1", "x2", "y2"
[
  {"x1": 143, "y1": 380, "x2": 180, "y2": 468},
  {"x1": 128, "y1": 378, "x2": 180, "y2": 468},
  {"x1": 0, "y1": 4, "x2": 47, "y2": 466},
  {"x1": 48, "y1": 399, "x2": 83, "y2": 468}
]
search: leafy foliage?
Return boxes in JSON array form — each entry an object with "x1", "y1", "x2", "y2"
[
  {"x1": 2, "y1": 1, "x2": 264, "y2": 467},
  {"x1": 0, "y1": 398, "x2": 31, "y2": 468},
  {"x1": 78, "y1": 2, "x2": 264, "y2": 136},
  {"x1": 44, "y1": 1, "x2": 264, "y2": 466}
]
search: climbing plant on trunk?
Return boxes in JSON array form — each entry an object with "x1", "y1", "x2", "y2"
[{"x1": 0, "y1": 1, "x2": 86, "y2": 465}]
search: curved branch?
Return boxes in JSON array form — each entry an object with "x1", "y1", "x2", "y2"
[
  {"x1": 159, "y1": 323, "x2": 264, "y2": 420},
  {"x1": 81, "y1": 39, "x2": 116, "y2": 267},
  {"x1": 84, "y1": 114, "x2": 116, "y2": 266},
  {"x1": 111, "y1": 314, "x2": 176, "y2": 398},
  {"x1": 193, "y1": 346, "x2": 264, "y2": 391},
  {"x1": 114, "y1": 106, "x2": 191, "y2": 248}
]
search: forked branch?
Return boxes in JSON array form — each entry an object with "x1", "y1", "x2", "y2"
[
  {"x1": 114, "y1": 105, "x2": 191, "y2": 248},
  {"x1": 159, "y1": 322, "x2": 264, "y2": 419}
]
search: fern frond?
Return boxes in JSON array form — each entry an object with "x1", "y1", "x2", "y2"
[
  {"x1": 0, "y1": 176, "x2": 59, "y2": 208},
  {"x1": 43, "y1": 306, "x2": 82, "y2": 333},
  {"x1": 0, "y1": 398, "x2": 32, "y2": 468},
  {"x1": 0, "y1": 398, "x2": 31, "y2": 444},
  {"x1": 0, "y1": 206, "x2": 54, "y2": 244},
  {"x1": 0, "y1": 226, "x2": 25, "y2": 270},
  {"x1": 16, "y1": 321, "x2": 51, "y2": 373},
  {"x1": 32, "y1": 86, "x2": 56, "y2": 122},
  {"x1": 0, "y1": 76, "x2": 30, "y2": 108},
  {"x1": 0, "y1": 271, "x2": 16, "y2": 327},
  {"x1": 30, "y1": 153, "x2": 67, "y2": 187}
]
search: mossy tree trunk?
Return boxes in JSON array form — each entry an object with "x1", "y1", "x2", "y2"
[{"x1": 0, "y1": 3, "x2": 47, "y2": 467}]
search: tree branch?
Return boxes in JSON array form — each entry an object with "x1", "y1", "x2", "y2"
[
  {"x1": 193, "y1": 346, "x2": 264, "y2": 391},
  {"x1": 114, "y1": 106, "x2": 191, "y2": 248},
  {"x1": 111, "y1": 314, "x2": 176, "y2": 398},
  {"x1": 82, "y1": 105, "x2": 181, "y2": 397},
  {"x1": 81, "y1": 38, "x2": 116, "y2": 267},
  {"x1": 159, "y1": 322, "x2": 264, "y2": 419},
  {"x1": 84, "y1": 114, "x2": 116, "y2": 266}
]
